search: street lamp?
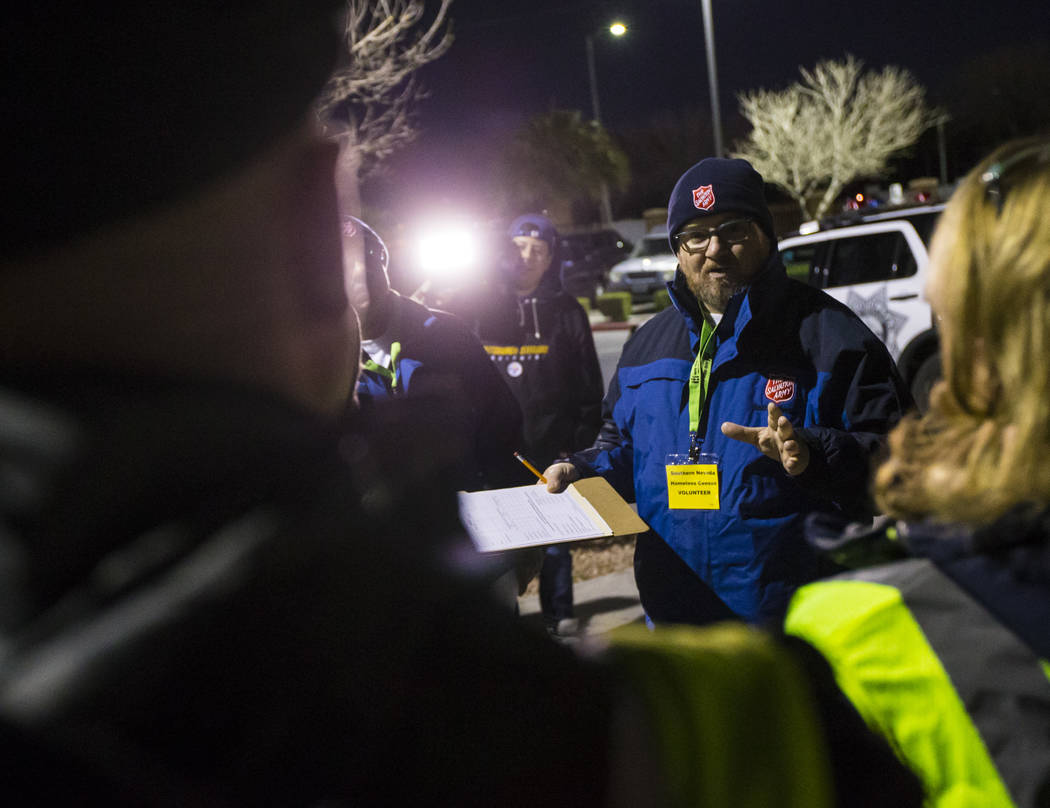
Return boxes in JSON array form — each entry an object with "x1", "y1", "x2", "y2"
[
  {"x1": 699, "y1": 0, "x2": 724, "y2": 157},
  {"x1": 584, "y1": 21, "x2": 627, "y2": 224}
]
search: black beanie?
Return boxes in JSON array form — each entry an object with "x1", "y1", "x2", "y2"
[
  {"x1": 666, "y1": 158, "x2": 775, "y2": 251},
  {"x1": 3, "y1": 1, "x2": 343, "y2": 260}
]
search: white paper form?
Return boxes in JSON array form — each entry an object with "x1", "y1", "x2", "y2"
[{"x1": 458, "y1": 484, "x2": 612, "y2": 552}]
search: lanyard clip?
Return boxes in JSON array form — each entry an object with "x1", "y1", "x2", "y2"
[{"x1": 688, "y1": 432, "x2": 702, "y2": 463}]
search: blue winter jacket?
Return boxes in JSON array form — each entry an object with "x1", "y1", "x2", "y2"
[{"x1": 574, "y1": 252, "x2": 912, "y2": 623}]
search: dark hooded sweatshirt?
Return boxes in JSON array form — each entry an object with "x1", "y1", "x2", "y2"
[{"x1": 473, "y1": 264, "x2": 604, "y2": 472}]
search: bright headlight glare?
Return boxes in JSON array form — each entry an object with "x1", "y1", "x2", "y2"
[{"x1": 416, "y1": 224, "x2": 481, "y2": 281}]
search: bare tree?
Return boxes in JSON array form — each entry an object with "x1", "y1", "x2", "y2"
[
  {"x1": 317, "y1": 0, "x2": 453, "y2": 213},
  {"x1": 734, "y1": 55, "x2": 940, "y2": 220}
]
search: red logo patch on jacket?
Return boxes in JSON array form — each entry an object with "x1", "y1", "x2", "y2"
[
  {"x1": 693, "y1": 184, "x2": 715, "y2": 210},
  {"x1": 765, "y1": 378, "x2": 795, "y2": 403}
]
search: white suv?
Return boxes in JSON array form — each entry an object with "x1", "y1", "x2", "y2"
[
  {"x1": 606, "y1": 226, "x2": 678, "y2": 301},
  {"x1": 777, "y1": 203, "x2": 946, "y2": 409}
]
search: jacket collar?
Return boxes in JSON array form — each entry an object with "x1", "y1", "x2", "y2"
[{"x1": 807, "y1": 505, "x2": 1050, "y2": 660}]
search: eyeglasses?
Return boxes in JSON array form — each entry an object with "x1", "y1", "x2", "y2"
[
  {"x1": 980, "y1": 141, "x2": 1050, "y2": 215},
  {"x1": 673, "y1": 218, "x2": 753, "y2": 254}
]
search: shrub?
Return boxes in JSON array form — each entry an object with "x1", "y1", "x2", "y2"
[
  {"x1": 576, "y1": 297, "x2": 591, "y2": 313},
  {"x1": 596, "y1": 292, "x2": 632, "y2": 322},
  {"x1": 652, "y1": 289, "x2": 672, "y2": 312}
]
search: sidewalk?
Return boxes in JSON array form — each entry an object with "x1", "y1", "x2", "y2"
[{"x1": 517, "y1": 567, "x2": 645, "y2": 636}]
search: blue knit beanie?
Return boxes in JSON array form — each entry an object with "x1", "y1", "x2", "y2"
[{"x1": 666, "y1": 158, "x2": 775, "y2": 251}]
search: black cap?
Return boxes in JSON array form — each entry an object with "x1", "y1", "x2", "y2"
[{"x1": 3, "y1": 1, "x2": 343, "y2": 259}]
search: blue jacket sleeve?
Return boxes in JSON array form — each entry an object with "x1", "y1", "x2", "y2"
[
  {"x1": 793, "y1": 319, "x2": 913, "y2": 512},
  {"x1": 571, "y1": 360, "x2": 637, "y2": 502}
]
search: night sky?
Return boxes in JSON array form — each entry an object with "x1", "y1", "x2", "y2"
[{"x1": 368, "y1": 0, "x2": 1049, "y2": 227}]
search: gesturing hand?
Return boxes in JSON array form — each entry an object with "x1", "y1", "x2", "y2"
[{"x1": 721, "y1": 402, "x2": 810, "y2": 476}]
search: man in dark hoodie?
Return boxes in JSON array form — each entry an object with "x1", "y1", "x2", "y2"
[{"x1": 474, "y1": 214, "x2": 605, "y2": 636}]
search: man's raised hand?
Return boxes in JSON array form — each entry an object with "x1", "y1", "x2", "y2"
[{"x1": 720, "y1": 402, "x2": 810, "y2": 476}]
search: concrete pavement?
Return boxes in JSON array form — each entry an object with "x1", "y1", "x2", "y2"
[{"x1": 517, "y1": 567, "x2": 645, "y2": 636}]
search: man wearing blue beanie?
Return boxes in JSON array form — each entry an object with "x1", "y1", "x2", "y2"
[
  {"x1": 473, "y1": 213, "x2": 605, "y2": 637},
  {"x1": 544, "y1": 158, "x2": 912, "y2": 625}
]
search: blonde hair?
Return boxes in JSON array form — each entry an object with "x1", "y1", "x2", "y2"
[{"x1": 875, "y1": 136, "x2": 1050, "y2": 524}]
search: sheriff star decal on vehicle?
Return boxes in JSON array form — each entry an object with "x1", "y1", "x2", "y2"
[{"x1": 845, "y1": 287, "x2": 909, "y2": 356}]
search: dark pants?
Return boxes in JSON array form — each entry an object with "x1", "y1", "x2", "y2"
[
  {"x1": 538, "y1": 544, "x2": 573, "y2": 622},
  {"x1": 633, "y1": 530, "x2": 738, "y2": 627}
]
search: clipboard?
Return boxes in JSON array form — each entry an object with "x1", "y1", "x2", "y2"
[{"x1": 458, "y1": 476, "x2": 648, "y2": 553}]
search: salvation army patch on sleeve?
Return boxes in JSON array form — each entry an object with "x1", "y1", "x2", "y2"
[{"x1": 764, "y1": 378, "x2": 796, "y2": 404}]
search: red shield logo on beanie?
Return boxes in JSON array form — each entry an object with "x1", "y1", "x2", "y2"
[
  {"x1": 765, "y1": 378, "x2": 795, "y2": 404},
  {"x1": 693, "y1": 185, "x2": 715, "y2": 210}
]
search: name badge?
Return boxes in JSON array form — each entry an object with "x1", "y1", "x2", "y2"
[{"x1": 665, "y1": 453, "x2": 720, "y2": 510}]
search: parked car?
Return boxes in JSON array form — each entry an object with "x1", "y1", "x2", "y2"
[
  {"x1": 559, "y1": 228, "x2": 632, "y2": 303},
  {"x1": 605, "y1": 226, "x2": 678, "y2": 301},
  {"x1": 777, "y1": 202, "x2": 947, "y2": 410}
]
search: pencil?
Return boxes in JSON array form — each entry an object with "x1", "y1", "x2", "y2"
[{"x1": 514, "y1": 452, "x2": 548, "y2": 484}]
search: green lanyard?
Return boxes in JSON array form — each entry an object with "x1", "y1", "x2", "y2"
[
  {"x1": 362, "y1": 340, "x2": 402, "y2": 392},
  {"x1": 687, "y1": 317, "x2": 717, "y2": 460}
]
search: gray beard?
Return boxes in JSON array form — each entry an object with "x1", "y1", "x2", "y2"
[{"x1": 686, "y1": 273, "x2": 747, "y2": 315}]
